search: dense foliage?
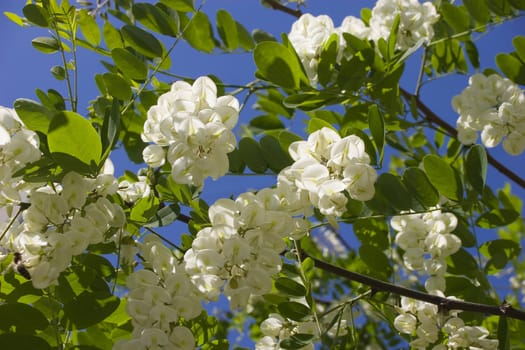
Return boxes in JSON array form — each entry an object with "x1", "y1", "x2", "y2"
[{"x1": 1, "y1": 0, "x2": 524, "y2": 349}]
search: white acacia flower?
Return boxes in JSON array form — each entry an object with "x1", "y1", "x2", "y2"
[{"x1": 142, "y1": 76, "x2": 240, "y2": 189}]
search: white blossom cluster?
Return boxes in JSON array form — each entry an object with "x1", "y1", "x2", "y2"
[
  {"x1": 9, "y1": 171, "x2": 125, "y2": 289},
  {"x1": 141, "y1": 76, "x2": 240, "y2": 189},
  {"x1": 391, "y1": 209, "x2": 461, "y2": 294},
  {"x1": 0, "y1": 106, "x2": 41, "y2": 208},
  {"x1": 280, "y1": 127, "x2": 377, "y2": 223},
  {"x1": 256, "y1": 304, "x2": 349, "y2": 350},
  {"x1": 368, "y1": 0, "x2": 439, "y2": 50},
  {"x1": 256, "y1": 313, "x2": 318, "y2": 350},
  {"x1": 452, "y1": 73, "x2": 525, "y2": 155},
  {"x1": 184, "y1": 189, "x2": 308, "y2": 309},
  {"x1": 394, "y1": 296, "x2": 498, "y2": 349},
  {"x1": 114, "y1": 235, "x2": 199, "y2": 350},
  {"x1": 118, "y1": 175, "x2": 151, "y2": 203},
  {"x1": 288, "y1": 1, "x2": 439, "y2": 84}
]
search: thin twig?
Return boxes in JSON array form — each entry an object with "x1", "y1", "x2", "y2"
[
  {"x1": 301, "y1": 251, "x2": 525, "y2": 321},
  {"x1": 400, "y1": 88, "x2": 525, "y2": 190},
  {"x1": 262, "y1": 0, "x2": 302, "y2": 18}
]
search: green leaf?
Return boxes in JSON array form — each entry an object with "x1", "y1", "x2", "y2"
[
  {"x1": 277, "y1": 301, "x2": 311, "y2": 322},
  {"x1": 132, "y1": 3, "x2": 178, "y2": 37},
  {"x1": 100, "y1": 98, "x2": 121, "y2": 159},
  {"x1": 275, "y1": 277, "x2": 307, "y2": 297},
  {"x1": 318, "y1": 33, "x2": 339, "y2": 86},
  {"x1": 250, "y1": 115, "x2": 284, "y2": 130},
  {"x1": 227, "y1": 148, "x2": 245, "y2": 173},
  {"x1": 496, "y1": 53, "x2": 525, "y2": 85},
  {"x1": 280, "y1": 334, "x2": 315, "y2": 349},
  {"x1": 77, "y1": 9, "x2": 101, "y2": 46},
  {"x1": 402, "y1": 167, "x2": 439, "y2": 207},
  {"x1": 487, "y1": 0, "x2": 512, "y2": 16},
  {"x1": 130, "y1": 195, "x2": 161, "y2": 223},
  {"x1": 216, "y1": 9, "x2": 238, "y2": 51},
  {"x1": 480, "y1": 239, "x2": 521, "y2": 272},
  {"x1": 0, "y1": 334, "x2": 51, "y2": 350},
  {"x1": 103, "y1": 21, "x2": 124, "y2": 51},
  {"x1": 376, "y1": 173, "x2": 412, "y2": 211},
  {"x1": 4, "y1": 12, "x2": 27, "y2": 27},
  {"x1": 441, "y1": 3, "x2": 470, "y2": 36},
  {"x1": 465, "y1": 144, "x2": 487, "y2": 194},
  {"x1": 238, "y1": 137, "x2": 268, "y2": 173},
  {"x1": 0, "y1": 303, "x2": 48, "y2": 333},
  {"x1": 513, "y1": 36, "x2": 525, "y2": 63},
  {"x1": 160, "y1": 0, "x2": 194, "y2": 12},
  {"x1": 368, "y1": 104, "x2": 385, "y2": 165},
  {"x1": 307, "y1": 118, "x2": 335, "y2": 134},
  {"x1": 260, "y1": 135, "x2": 293, "y2": 173},
  {"x1": 32, "y1": 36, "x2": 60, "y2": 53},
  {"x1": 476, "y1": 209, "x2": 519, "y2": 228},
  {"x1": 359, "y1": 244, "x2": 392, "y2": 279},
  {"x1": 254, "y1": 41, "x2": 309, "y2": 89},
  {"x1": 509, "y1": 0, "x2": 525, "y2": 9},
  {"x1": 144, "y1": 204, "x2": 180, "y2": 227},
  {"x1": 47, "y1": 111, "x2": 103, "y2": 174},
  {"x1": 50, "y1": 65, "x2": 66, "y2": 80},
  {"x1": 423, "y1": 155, "x2": 462, "y2": 201},
  {"x1": 447, "y1": 248, "x2": 479, "y2": 278},
  {"x1": 23, "y1": 4, "x2": 48, "y2": 27},
  {"x1": 236, "y1": 21, "x2": 255, "y2": 51},
  {"x1": 102, "y1": 73, "x2": 132, "y2": 100},
  {"x1": 464, "y1": 40, "x2": 480, "y2": 69},
  {"x1": 463, "y1": 0, "x2": 490, "y2": 23},
  {"x1": 184, "y1": 12, "x2": 215, "y2": 53},
  {"x1": 111, "y1": 48, "x2": 148, "y2": 81},
  {"x1": 252, "y1": 29, "x2": 276, "y2": 43},
  {"x1": 121, "y1": 24, "x2": 163, "y2": 58},
  {"x1": 64, "y1": 292, "x2": 120, "y2": 329},
  {"x1": 14, "y1": 98, "x2": 53, "y2": 133},
  {"x1": 284, "y1": 91, "x2": 340, "y2": 111},
  {"x1": 353, "y1": 218, "x2": 389, "y2": 250}
]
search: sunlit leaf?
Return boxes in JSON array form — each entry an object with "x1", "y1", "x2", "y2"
[
  {"x1": 216, "y1": 9, "x2": 238, "y2": 51},
  {"x1": 277, "y1": 301, "x2": 311, "y2": 322},
  {"x1": 132, "y1": 3, "x2": 178, "y2": 37},
  {"x1": 23, "y1": 4, "x2": 48, "y2": 27},
  {"x1": 476, "y1": 209, "x2": 519, "y2": 228},
  {"x1": 184, "y1": 12, "x2": 215, "y2": 53},
  {"x1": 78, "y1": 9, "x2": 101, "y2": 46},
  {"x1": 423, "y1": 155, "x2": 462, "y2": 201},
  {"x1": 121, "y1": 24, "x2": 164, "y2": 58}
]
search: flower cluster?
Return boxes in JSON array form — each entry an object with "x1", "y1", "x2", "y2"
[
  {"x1": 281, "y1": 127, "x2": 377, "y2": 222},
  {"x1": 288, "y1": 1, "x2": 439, "y2": 84},
  {"x1": 391, "y1": 209, "x2": 461, "y2": 294},
  {"x1": 394, "y1": 296, "x2": 498, "y2": 349},
  {"x1": 452, "y1": 73, "x2": 525, "y2": 155},
  {"x1": 141, "y1": 76, "x2": 240, "y2": 189},
  {"x1": 0, "y1": 106, "x2": 41, "y2": 208},
  {"x1": 9, "y1": 171, "x2": 125, "y2": 289},
  {"x1": 184, "y1": 189, "x2": 308, "y2": 309},
  {"x1": 256, "y1": 313, "x2": 318, "y2": 350},
  {"x1": 368, "y1": 0, "x2": 439, "y2": 50},
  {"x1": 114, "y1": 235, "x2": 200, "y2": 350}
]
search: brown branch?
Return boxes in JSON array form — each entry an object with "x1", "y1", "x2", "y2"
[
  {"x1": 301, "y1": 251, "x2": 525, "y2": 321},
  {"x1": 400, "y1": 88, "x2": 525, "y2": 190},
  {"x1": 262, "y1": 0, "x2": 302, "y2": 18}
]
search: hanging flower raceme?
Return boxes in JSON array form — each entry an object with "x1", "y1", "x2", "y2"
[
  {"x1": 184, "y1": 189, "x2": 308, "y2": 309},
  {"x1": 368, "y1": 0, "x2": 439, "y2": 50},
  {"x1": 0, "y1": 106, "x2": 41, "y2": 209},
  {"x1": 452, "y1": 73, "x2": 525, "y2": 155},
  {"x1": 288, "y1": 1, "x2": 438, "y2": 85},
  {"x1": 114, "y1": 234, "x2": 200, "y2": 350},
  {"x1": 280, "y1": 127, "x2": 377, "y2": 223},
  {"x1": 141, "y1": 76, "x2": 240, "y2": 189},
  {"x1": 391, "y1": 208, "x2": 461, "y2": 294},
  {"x1": 7, "y1": 171, "x2": 126, "y2": 289},
  {"x1": 394, "y1": 296, "x2": 498, "y2": 349}
]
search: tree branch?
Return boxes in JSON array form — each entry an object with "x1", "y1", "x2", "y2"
[
  {"x1": 400, "y1": 88, "x2": 525, "y2": 190},
  {"x1": 301, "y1": 251, "x2": 525, "y2": 321},
  {"x1": 262, "y1": 0, "x2": 302, "y2": 18}
]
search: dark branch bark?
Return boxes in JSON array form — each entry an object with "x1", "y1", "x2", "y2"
[
  {"x1": 262, "y1": 0, "x2": 302, "y2": 18},
  {"x1": 301, "y1": 251, "x2": 525, "y2": 321},
  {"x1": 400, "y1": 88, "x2": 525, "y2": 190},
  {"x1": 176, "y1": 213, "x2": 191, "y2": 223}
]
